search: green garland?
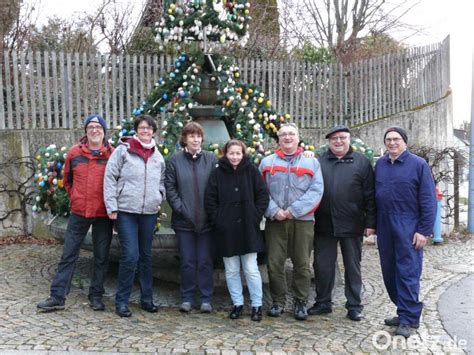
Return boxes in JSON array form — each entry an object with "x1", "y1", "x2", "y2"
[
  {"x1": 109, "y1": 49, "x2": 306, "y2": 164},
  {"x1": 32, "y1": 145, "x2": 69, "y2": 217},
  {"x1": 156, "y1": 0, "x2": 251, "y2": 45}
]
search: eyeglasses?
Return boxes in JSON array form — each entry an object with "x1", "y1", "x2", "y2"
[
  {"x1": 86, "y1": 125, "x2": 103, "y2": 131},
  {"x1": 277, "y1": 132, "x2": 297, "y2": 138},
  {"x1": 329, "y1": 135, "x2": 349, "y2": 142},
  {"x1": 385, "y1": 138, "x2": 402, "y2": 143},
  {"x1": 137, "y1": 126, "x2": 153, "y2": 131}
]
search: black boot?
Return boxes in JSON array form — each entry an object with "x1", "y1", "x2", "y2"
[
  {"x1": 251, "y1": 306, "x2": 262, "y2": 322},
  {"x1": 89, "y1": 297, "x2": 105, "y2": 311},
  {"x1": 229, "y1": 305, "x2": 243, "y2": 319}
]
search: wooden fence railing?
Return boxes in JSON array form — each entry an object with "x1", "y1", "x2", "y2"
[{"x1": 0, "y1": 36, "x2": 450, "y2": 130}]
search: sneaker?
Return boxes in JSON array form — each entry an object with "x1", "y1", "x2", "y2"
[
  {"x1": 229, "y1": 305, "x2": 244, "y2": 319},
  {"x1": 267, "y1": 304, "x2": 284, "y2": 317},
  {"x1": 294, "y1": 300, "x2": 308, "y2": 321},
  {"x1": 308, "y1": 302, "x2": 332, "y2": 315},
  {"x1": 200, "y1": 303, "x2": 213, "y2": 313},
  {"x1": 384, "y1": 316, "x2": 419, "y2": 329},
  {"x1": 37, "y1": 297, "x2": 65, "y2": 312},
  {"x1": 251, "y1": 306, "x2": 263, "y2": 322},
  {"x1": 180, "y1": 302, "x2": 192, "y2": 313},
  {"x1": 395, "y1": 324, "x2": 411, "y2": 338}
]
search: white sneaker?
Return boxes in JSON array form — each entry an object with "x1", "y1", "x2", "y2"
[
  {"x1": 200, "y1": 303, "x2": 212, "y2": 313},
  {"x1": 180, "y1": 302, "x2": 192, "y2": 313}
]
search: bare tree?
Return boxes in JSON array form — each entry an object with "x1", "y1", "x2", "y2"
[
  {"x1": 279, "y1": 0, "x2": 419, "y2": 64},
  {"x1": 410, "y1": 145, "x2": 467, "y2": 230},
  {"x1": 86, "y1": 0, "x2": 139, "y2": 54},
  {"x1": 0, "y1": 156, "x2": 36, "y2": 236},
  {"x1": 1, "y1": 0, "x2": 38, "y2": 53}
]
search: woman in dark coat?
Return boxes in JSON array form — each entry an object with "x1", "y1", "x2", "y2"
[
  {"x1": 164, "y1": 122, "x2": 217, "y2": 314},
  {"x1": 205, "y1": 139, "x2": 269, "y2": 321}
]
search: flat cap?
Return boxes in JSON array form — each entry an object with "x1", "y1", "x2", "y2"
[{"x1": 325, "y1": 125, "x2": 350, "y2": 139}]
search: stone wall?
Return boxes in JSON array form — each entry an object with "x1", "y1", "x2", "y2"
[
  {"x1": 300, "y1": 94, "x2": 454, "y2": 151},
  {"x1": 0, "y1": 94, "x2": 453, "y2": 237}
]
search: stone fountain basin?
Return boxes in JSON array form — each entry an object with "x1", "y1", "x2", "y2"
[
  {"x1": 47, "y1": 215, "x2": 271, "y2": 286},
  {"x1": 47, "y1": 216, "x2": 183, "y2": 283}
]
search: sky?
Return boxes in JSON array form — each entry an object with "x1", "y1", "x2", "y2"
[
  {"x1": 400, "y1": 0, "x2": 474, "y2": 127},
  {"x1": 27, "y1": 0, "x2": 473, "y2": 128}
]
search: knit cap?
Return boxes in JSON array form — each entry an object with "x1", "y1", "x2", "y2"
[
  {"x1": 384, "y1": 126, "x2": 408, "y2": 143},
  {"x1": 84, "y1": 114, "x2": 107, "y2": 134}
]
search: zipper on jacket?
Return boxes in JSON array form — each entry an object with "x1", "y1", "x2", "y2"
[
  {"x1": 192, "y1": 161, "x2": 200, "y2": 230},
  {"x1": 284, "y1": 158, "x2": 292, "y2": 209},
  {"x1": 141, "y1": 160, "x2": 148, "y2": 214},
  {"x1": 127, "y1": 148, "x2": 150, "y2": 214}
]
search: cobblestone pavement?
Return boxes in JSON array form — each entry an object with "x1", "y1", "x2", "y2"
[{"x1": 0, "y1": 238, "x2": 472, "y2": 354}]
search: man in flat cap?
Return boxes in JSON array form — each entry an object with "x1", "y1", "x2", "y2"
[
  {"x1": 375, "y1": 126, "x2": 436, "y2": 338},
  {"x1": 37, "y1": 114, "x2": 114, "y2": 313},
  {"x1": 309, "y1": 125, "x2": 376, "y2": 321}
]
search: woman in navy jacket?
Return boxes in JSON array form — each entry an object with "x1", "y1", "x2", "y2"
[
  {"x1": 205, "y1": 139, "x2": 269, "y2": 321},
  {"x1": 164, "y1": 122, "x2": 217, "y2": 313}
]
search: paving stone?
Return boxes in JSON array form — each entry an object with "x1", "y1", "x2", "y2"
[{"x1": 0, "y1": 240, "x2": 472, "y2": 353}]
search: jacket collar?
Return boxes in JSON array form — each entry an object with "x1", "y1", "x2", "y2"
[
  {"x1": 384, "y1": 149, "x2": 409, "y2": 163},
  {"x1": 218, "y1": 155, "x2": 251, "y2": 173},
  {"x1": 79, "y1": 135, "x2": 111, "y2": 156},
  {"x1": 275, "y1": 146, "x2": 304, "y2": 158},
  {"x1": 183, "y1": 148, "x2": 203, "y2": 161},
  {"x1": 326, "y1": 146, "x2": 354, "y2": 161}
]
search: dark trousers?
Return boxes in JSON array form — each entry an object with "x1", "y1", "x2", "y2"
[
  {"x1": 115, "y1": 212, "x2": 158, "y2": 307},
  {"x1": 266, "y1": 220, "x2": 314, "y2": 305},
  {"x1": 377, "y1": 213, "x2": 423, "y2": 325},
  {"x1": 313, "y1": 236, "x2": 363, "y2": 312},
  {"x1": 50, "y1": 213, "x2": 113, "y2": 302},
  {"x1": 175, "y1": 229, "x2": 213, "y2": 304}
]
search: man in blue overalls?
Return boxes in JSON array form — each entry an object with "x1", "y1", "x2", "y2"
[{"x1": 375, "y1": 127, "x2": 436, "y2": 338}]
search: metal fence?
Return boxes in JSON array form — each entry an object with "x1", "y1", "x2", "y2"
[{"x1": 0, "y1": 36, "x2": 450, "y2": 130}]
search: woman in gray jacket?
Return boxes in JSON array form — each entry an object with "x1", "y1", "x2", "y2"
[
  {"x1": 164, "y1": 122, "x2": 217, "y2": 313},
  {"x1": 104, "y1": 115, "x2": 165, "y2": 317}
]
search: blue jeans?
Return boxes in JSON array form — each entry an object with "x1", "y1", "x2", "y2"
[
  {"x1": 223, "y1": 253, "x2": 263, "y2": 307},
  {"x1": 175, "y1": 230, "x2": 213, "y2": 304},
  {"x1": 50, "y1": 213, "x2": 113, "y2": 301},
  {"x1": 115, "y1": 212, "x2": 158, "y2": 308}
]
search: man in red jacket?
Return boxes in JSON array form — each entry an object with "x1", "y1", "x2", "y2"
[{"x1": 37, "y1": 114, "x2": 114, "y2": 312}]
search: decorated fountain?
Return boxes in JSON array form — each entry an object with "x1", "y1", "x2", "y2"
[{"x1": 32, "y1": 0, "x2": 374, "y2": 281}]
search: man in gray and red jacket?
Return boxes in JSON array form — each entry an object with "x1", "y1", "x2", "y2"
[{"x1": 259, "y1": 122, "x2": 324, "y2": 321}]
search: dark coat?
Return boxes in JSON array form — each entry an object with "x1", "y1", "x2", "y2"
[
  {"x1": 314, "y1": 147, "x2": 376, "y2": 238},
  {"x1": 205, "y1": 155, "x2": 270, "y2": 258},
  {"x1": 164, "y1": 150, "x2": 217, "y2": 233}
]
